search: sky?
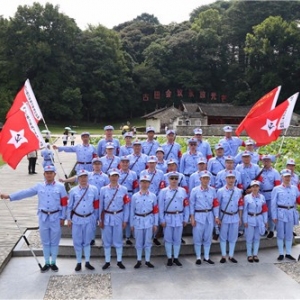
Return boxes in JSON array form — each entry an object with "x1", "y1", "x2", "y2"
[{"x1": 1, "y1": 0, "x2": 216, "y2": 29}]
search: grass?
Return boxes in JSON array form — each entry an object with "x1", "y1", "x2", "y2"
[
  {"x1": 39, "y1": 117, "x2": 146, "y2": 135},
  {"x1": 0, "y1": 156, "x2": 4, "y2": 166}
]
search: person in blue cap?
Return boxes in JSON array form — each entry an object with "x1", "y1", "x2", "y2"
[
  {"x1": 271, "y1": 169, "x2": 300, "y2": 261},
  {"x1": 127, "y1": 140, "x2": 148, "y2": 178},
  {"x1": 131, "y1": 175, "x2": 159, "y2": 268},
  {"x1": 207, "y1": 143, "x2": 226, "y2": 177},
  {"x1": 1, "y1": 165, "x2": 68, "y2": 273},
  {"x1": 190, "y1": 171, "x2": 220, "y2": 265},
  {"x1": 67, "y1": 169, "x2": 99, "y2": 271},
  {"x1": 243, "y1": 180, "x2": 268, "y2": 263},
  {"x1": 97, "y1": 125, "x2": 120, "y2": 157},
  {"x1": 99, "y1": 168, "x2": 130, "y2": 270},
  {"x1": 142, "y1": 126, "x2": 160, "y2": 156},
  {"x1": 159, "y1": 171, "x2": 189, "y2": 266},
  {"x1": 161, "y1": 130, "x2": 182, "y2": 166},
  {"x1": 53, "y1": 132, "x2": 97, "y2": 172},
  {"x1": 218, "y1": 125, "x2": 245, "y2": 156},
  {"x1": 100, "y1": 142, "x2": 121, "y2": 174},
  {"x1": 41, "y1": 143, "x2": 54, "y2": 167},
  {"x1": 120, "y1": 132, "x2": 134, "y2": 156},
  {"x1": 193, "y1": 128, "x2": 213, "y2": 160},
  {"x1": 155, "y1": 147, "x2": 168, "y2": 173}
]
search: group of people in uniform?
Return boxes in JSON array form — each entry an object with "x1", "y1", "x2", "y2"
[{"x1": 1, "y1": 124, "x2": 300, "y2": 273}]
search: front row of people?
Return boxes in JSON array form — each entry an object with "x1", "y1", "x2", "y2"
[{"x1": 1, "y1": 165, "x2": 299, "y2": 273}]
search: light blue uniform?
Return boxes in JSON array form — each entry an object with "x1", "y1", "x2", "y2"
[
  {"x1": 120, "y1": 145, "x2": 134, "y2": 156},
  {"x1": 140, "y1": 169, "x2": 165, "y2": 196},
  {"x1": 190, "y1": 186, "x2": 219, "y2": 259},
  {"x1": 243, "y1": 193, "x2": 268, "y2": 257},
  {"x1": 207, "y1": 156, "x2": 226, "y2": 177},
  {"x1": 97, "y1": 138, "x2": 120, "y2": 157},
  {"x1": 156, "y1": 160, "x2": 168, "y2": 174},
  {"x1": 100, "y1": 155, "x2": 121, "y2": 174},
  {"x1": 159, "y1": 187, "x2": 189, "y2": 259},
  {"x1": 179, "y1": 151, "x2": 204, "y2": 183},
  {"x1": 217, "y1": 186, "x2": 243, "y2": 257},
  {"x1": 189, "y1": 171, "x2": 215, "y2": 192},
  {"x1": 218, "y1": 137, "x2": 244, "y2": 156},
  {"x1": 197, "y1": 141, "x2": 212, "y2": 160},
  {"x1": 142, "y1": 140, "x2": 160, "y2": 156},
  {"x1": 130, "y1": 191, "x2": 158, "y2": 261},
  {"x1": 128, "y1": 153, "x2": 148, "y2": 178},
  {"x1": 99, "y1": 184, "x2": 130, "y2": 263},
  {"x1": 161, "y1": 142, "x2": 182, "y2": 163},
  {"x1": 57, "y1": 144, "x2": 97, "y2": 172},
  {"x1": 164, "y1": 172, "x2": 188, "y2": 192},
  {"x1": 10, "y1": 181, "x2": 68, "y2": 265},
  {"x1": 67, "y1": 184, "x2": 99, "y2": 263},
  {"x1": 41, "y1": 148, "x2": 54, "y2": 167},
  {"x1": 271, "y1": 184, "x2": 300, "y2": 255},
  {"x1": 235, "y1": 163, "x2": 261, "y2": 192},
  {"x1": 215, "y1": 169, "x2": 242, "y2": 190}
]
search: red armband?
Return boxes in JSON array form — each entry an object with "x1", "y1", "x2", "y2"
[
  {"x1": 178, "y1": 150, "x2": 182, "y2": 158},
  {"x1": 237, "y1": 184, "x2": 243, "y2": 190},
  {"x1": 153, "y1": 204, "x2": 159, "y2": 214},
  {"x1": 183, "y1": 186, "x2": 189, "y2": 194},
  {"x1": 207, "y1": 155, "x2": 212, "y2": 160},
  {"x1": 241, "y1": 141, "x2": 246, "y2": 147},
  {"x1": 297, "y1": 196, "x2": 300, "y2": 205},
  {"x1": 262, "y1": 203, "x2": 268, "y2": 212},
  {"x1": 213, "y1": 198, "x2": 219, "y2": 208},
  {"x1": 93, "y1": 199, "x2": 99, "y2": 209},
  {"x1": 92, "y1": 153, "x2": 98, "y2": 158},
  {"x1": 123, "y1": 194, "x2": 130, "y2": 204},
  {"x1": 257, "y1": 175, "x2": 263, "y2": 182},
  {"x1": 117, "y1": 163, "x2": 121, "y2": 169},
  {"x1": 274, "y1": 180, "x2": 281, "y2": 186},
  {"x1": 183, "y1": 198, "x2": 189, "y2": 207},
  {"x1": 159, "y1": 181, "x2": 166, "y2": 189},
  {"x1": 60, "y1": 196, "x2": 68, "y2": 207},
  {"x1": 132, "y1": 180, "x2": 139, "y2": 189},
  {"x1": 238, "y1": 198, "x2": 244, "y2": 206}
]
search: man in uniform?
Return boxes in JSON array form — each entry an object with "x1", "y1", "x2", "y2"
[
  {"x1": 142, "y1": 126, "x2": 160, "y2": 156},
  {"x1": 190, "y1": 171, "x2": 220, "y2": 265},
  {"x1": 260, "y1": 154, "x2": 281, "y2": 238},
  {"x1": 67, "y1": 170, "x2": 99, "y2": 271},
  {"x1": 207, "y1": 144, "x2": 226, "y2": 177},
  {"x1": 1, "y1": 165, "x2": 68, "y2": 272},
  {"x1": 159, "y1": 171, "x2": 189, "y2": 266},
  {"x1": 128, "y1": 140, "x2": 148, "y2": 178},
  {"x1": 161, "y1": 130, "x2": 182, "y2": 166},
  {"x1": 271, "y1": 169, "x2": 300, "y2": 261},
  {"x1": 99, "y1": 169, "x2": 130, "y2": 270},
  {"x1": 218, "y1": 126, "x2": 245, "y2": 157},
  {"x1": 41, "y1": 143, "x2": 54, "y2": 167},
  {"x1": 285, "y1": 158, "x2": 300, "y2": 188},
  {"x1": 155, "y1": 147, "x2": 168, "y2": 174},
  {"x1": 130, "y1": 175, "x2": 158, "y2": 268},
  {"x1": 193, "y1": 128, "x2": 213, "y2": 160},
  {"x1": 217, "y1": 171, "x2": 243, "y2": 263},
  {"x1": 100, "y1": 143, "x2": 121, "y2": 174},
  {"x1": 120, "y1": 132, "x2": 134, "y2": 156},
  {"x1": 53, "y1": 132, "x2": 97, "y2": 172},
  {"x1": 97, "y1": 125, "x2": 120, "y2": 157}
]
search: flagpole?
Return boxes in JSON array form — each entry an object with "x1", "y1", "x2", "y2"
[
  {"x1": 278, "y1": 128, "x2": 289, "y2": 155},
  {"x1": 2, "y1": 199, "x2": 42, "y2": 270}
]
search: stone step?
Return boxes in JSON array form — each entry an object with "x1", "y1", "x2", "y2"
[{"x1": 12, "y1": 229, "x2": 280, "y2": 258}]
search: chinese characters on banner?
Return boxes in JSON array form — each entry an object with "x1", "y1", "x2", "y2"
[{"x1": 143, "y1": 89, "x2": 227, "y2": 102}]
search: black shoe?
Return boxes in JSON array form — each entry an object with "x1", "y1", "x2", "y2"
[
  {"x1": 173, "y1": 259, "x2": 182, "y2": 267},
  {"x1": 33, "y1": 172, "x2": 38, "y2": 174},
  {"x1": 145, "y1": 261, "x2": 154, "y2": 268},
  {"x1": 153, "y1": 238, "x2": 161, "y2": 246},
  {"x1": 238, "y1": 232, "x2": 244, "y2": 238},
  {"x1": 277, "y1": 255, "x2": 284, "y2": 261},
  {"x1": 167, "y1": 258, "x2": 173, "y2": 266},
  {"x1": 29, "y1": 173, "x2": 33, "y2": 175},
  {"x1": 117, "y1": 261, "x2": 126, "y2": 269},
  {"x1": 247, "y1": 256, "x2": 254, "y2": 263},
  {"x1": 85, "y1": 262, "x2": 95, "y2": 270},
  {"x1": 267, "y1": 231, "x2": 274, "y2": 239},
  {"x1": 90, "y1": 239, "x2": 95, "y2": 246},
  {"x1": 285, "y1": 254, "x2": 296, "y2": 261},
  {"x1": 195, "y1": 259, "x2": 201, "y2": 265},
  {"x1": 41, "y1": 264, "x2": 50, "y2": 273},
  {"x1": 102, "y1": 262, "x2": 110, "y2": 270},
  {"x1": 50, "y1": 264, "x2": 59, "y2": 272},
  {"x1": 293, "y1": 231, "x2": 297, "y2": 237},
  {"x1": 75, "y1": 263, "x2": 82, "y2": 271},
  {"x1": 181, "y1": 238, "x2": 186, "y2": 244},
  {"x1": 134, "y1": 261, "x2": 142, "y2": 269},
  {"x1": 229, "y1": 257, "x2": 238, "y2": 263},
  {"x1": 213, "y1": 234, "x2": 219, "y2": 241},
  {"x1": 126, "y1": 239, "x2": 133, "y2": 245},
  {"x1": 264, "y1": 230, "x2": 268, "y2": 236},
  {"x1": 253, "y1": 256, "x2": 259, "y2": 263},
  {"x1": 204, "y1": 258, "x2": 215, "y2": 265},
  {"x1": 220, "y1": 257, "x2": 226, "y2": 264}
]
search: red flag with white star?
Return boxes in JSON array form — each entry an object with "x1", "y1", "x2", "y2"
[
  {"x1": 243, "y1": 93, "x2": 298, "y2": 146},
  {"x1": 0, "y1": 103, "x2": 45, "y2": 169}
]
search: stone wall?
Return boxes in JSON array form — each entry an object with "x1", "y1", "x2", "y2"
[{"x1": 176, "y1": 125, "x2": 300, "y2": 137}]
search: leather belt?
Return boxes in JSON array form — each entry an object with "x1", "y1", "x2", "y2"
[
  {"x1": 41, "y1": 209, "x2": 59, "y2": 215},
  {"x1": 262, "y1": 189, "x2": 272, "y2": 192},
  {"x1": 221, "y1": 209, "x2": 238, "y2": 216},
  {"x1": 135, "y1": 211, "x2": 153, "y2": 217},
  {"x1": 184, "y1": 174, "x2": 191, "y2": 177},
  {"x1": 164, "y1": 210, "x2": 183, "y2": 214},
  {"x1": 44, "y1": 159, "x2": 52, "y2": 161},
  {"x1": 73, "y1": 211, "x2": 92, "y2": 218},
  {"x1": 77, "y1": 161, "x2": 92, "y2": 164},
  {"x1": 248, "y1": 212, "x2": 262, "y2": 217},
  {"x1": 104, "y1": 209, "x2": 123, "y2": 215},
  {"x1": 128, "y1": 190, "x2": 133, "y2": 193},
  {"x1": 278, "y1": 205, "x2": 294, "y2": 210},
  {"x1": 195, "y1": 209, "x2": 212, "y2": 213}
]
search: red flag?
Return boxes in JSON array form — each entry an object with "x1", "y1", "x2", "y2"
[
  {"x1": 0, "y1": 103, "x2": 45, "y2": 169},
  {"x1": 235, "y1": 86, "x2": 281, "y2": 136},
  {"x1": 6, "y1": 79, "x2": 43, "y2": 122},
  {"x1": 243, "y1": 99, "x2": 290, "y2": 146}
]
